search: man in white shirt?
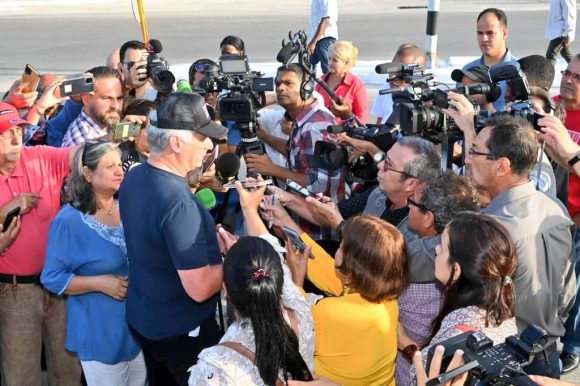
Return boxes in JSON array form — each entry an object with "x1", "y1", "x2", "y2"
[
  {"x1": 308, "y1": 0, "x2": 338, "y2": 74},
  {"x1": 546, "y1": 0, "x2": 576, "y2": 66}
]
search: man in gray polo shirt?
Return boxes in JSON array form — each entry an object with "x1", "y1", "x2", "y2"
[{"x1": 466, "y1": 115, "x2": 575, "y2": 378}]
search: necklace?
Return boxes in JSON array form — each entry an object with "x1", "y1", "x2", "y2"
[{"x1": 97, "y1": 201, "x2": 115, "y2": 216}]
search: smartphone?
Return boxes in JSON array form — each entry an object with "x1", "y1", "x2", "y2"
[
  {"x1": 222, "y1": 179, "x2": 273, "y2": 189},
  {"x1": 21, "y1": 64, "x2": 41, "y2": 93},
  {"x1": 112, "y1": 122, "x2": 141, "y2": 142},
  {"x1": 285, "y1": 179, "x2": 317, "y2": 198},
  {"x1": 2, "y1": 207, "x2": 21, "y2": 231},
  {"x1": 282, "y1": 226, "x2": 314, "y2": 258},
  {"x1": 59, "y1": 75, "x2": 94, "y2": 97}
]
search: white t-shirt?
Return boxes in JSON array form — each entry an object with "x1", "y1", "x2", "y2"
[
  {"x1": 257, "y1": 108, "x2": 289, "y2": 169},
  {"x1": 370, "y1": 83, "x2": 393, "y2": 124},
  {"x1": 309, "y1": 0, "x2": 339, "y2": 41}
]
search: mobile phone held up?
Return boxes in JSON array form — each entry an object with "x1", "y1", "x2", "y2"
[
  {"x1": 281, "y1": 226, "x2": 314, "y2": 259},
  {"x1": 2, "y1": 207, "x2": 21, "y2": 231},
  {"x1": 59, "y1": 75, "x2": 95, "y2": 97},
  {"x1": 21, "y1": 64, "x2": 41, "y2": 93},
  {"x1": 285, "y1": 179, "x2": 317, "y2": 198},
  {"x1": 113, "y1": 122, "x2": 141, "y2": 142}
]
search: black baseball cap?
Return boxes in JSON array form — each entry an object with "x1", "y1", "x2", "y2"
[
  {"x1": 451, "y1": 65, "x2": 492, "y2": 85},
  {"x1": 155, "y1": 93, "x2": 227, "y2": 139}
]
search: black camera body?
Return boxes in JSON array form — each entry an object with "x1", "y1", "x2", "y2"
[
  {"x1": 427, "y1": 325, "x2": 548, "y2": 386},
  {"x1": 146, "y1": 53, "x2": 175, "y2": 95}
]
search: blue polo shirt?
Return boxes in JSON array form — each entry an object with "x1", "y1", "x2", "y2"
[
  {"x1": 119, "y1": 162, "x2": 221, "y2": 340},
  {"x1": 462, "y1": 49, "x2": 518, "y2": 112}
]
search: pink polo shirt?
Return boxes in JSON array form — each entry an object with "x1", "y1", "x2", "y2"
[
  {"x1": 0, "y1": 146, "x2": 71, "y2": 275},
  {"x1": 315, "y1": 71, "x2": 369, "y2": 125}
]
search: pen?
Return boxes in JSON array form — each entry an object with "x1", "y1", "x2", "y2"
[{"x1": 268, "y1": 194, "x2": 275, "y2": 228}]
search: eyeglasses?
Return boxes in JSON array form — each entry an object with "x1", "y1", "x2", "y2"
[
  {"x1": 407, "y1": 197, "x2": 430, "y2": 212},
  {"x1": 380, "y1": 157, "x2": 415, "y2": 178},
  {"x1": 194, "y1": 64, "x2": 207, "y2": 72},
  {"x1": 468, "y1": 146, "x2": 502, "y2": 160},
  {"x1": 561, "y1": 70, "x2": 580, "y2": 83}
]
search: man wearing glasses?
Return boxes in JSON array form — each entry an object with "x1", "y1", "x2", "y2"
[
  {"x1": 467, "y1": 115, "x2": 575, "y2": 378},
  {"x1": 118, "y1": 40, "x2": 150, "y2": 100},
  {"x1": 553, "y1": 54, "x2": 580, "y2": 373}
]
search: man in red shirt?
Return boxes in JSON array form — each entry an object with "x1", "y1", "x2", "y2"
[
  {"x1": 554, "y1": 54, "x2": 580, "y2": 373},
  {"x1": 0, "y1": 102, "x2": 81, "y2": 385}
]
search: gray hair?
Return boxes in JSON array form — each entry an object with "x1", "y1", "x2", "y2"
[
  {"x1": 421, "y1": 172, "x2": 480, "y2": 234},
  {"x1": 67, "y1": 141, "x2": 120, "y2": 214},
  {"x1": 398, "y1": 136, "x2": 441, "y2": 182},
  {"x1": 147, "y1": 111, "x2": 191, "y2": 153}
]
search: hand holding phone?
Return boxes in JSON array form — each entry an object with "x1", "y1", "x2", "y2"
[
  {"x1": 285, "y1": 179, "x2": 317, "y2": 198},
  {"x1": 282, "y1": 226, "x2": 314, "y2": 259},
  {"x1": 21, "y1": 64, "x2": 41, "y2": 94},
  {"x1": 2, "y1": 207, "x2": 21, "y2": 232},
  {"x1": 112, "y1": 122, "x2": 141, "y2": 142},
  {"x1": 58, "y1": 75, "x2": 94, "y2": 97}
]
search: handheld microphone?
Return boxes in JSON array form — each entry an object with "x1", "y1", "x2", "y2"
[
  {"x1": 216, "y1": 153, "x2": 240, "y2": 185},
  {"x1": 195, "y1": 188, "x2": 217, "y2": 210},
  {"x1": 177, "y1": 80, "x2": 193, "y2": 94},
  {"x1": 379, "y1": 86, "x2": 412, "y2": 95}
]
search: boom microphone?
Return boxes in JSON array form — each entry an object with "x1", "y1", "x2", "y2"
[
  {"x1": 216, "y1": 153, "x2": 240, "y2": 185},
  {"x1": 276, "y1": 43, "x2": 300, "y2": 63}
]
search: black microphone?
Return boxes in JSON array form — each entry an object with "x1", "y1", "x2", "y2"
[
  {"x1": 375, "y1": 63, "x2": 403, "y2": 74},
  {"x1": 216, "y1": 153, "x2": 240, "y2": 185},
  {"x1": 277, "y1": 42, "x2": 299, "y2": 63},
  {"x1": 148, "y1": 39, "x2": 163, "y2": 54},
  {"x1": 379, "y1": 86, "x2": 412, "y2": 95}
]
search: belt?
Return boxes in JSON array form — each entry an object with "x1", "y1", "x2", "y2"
[{"x1": 0, "y1": 274, "x2": 40, "y2": 284}]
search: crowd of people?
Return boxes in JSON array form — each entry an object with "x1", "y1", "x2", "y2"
[{"x1": 1, "y1": 0, "x2": 580, "y2": 385}]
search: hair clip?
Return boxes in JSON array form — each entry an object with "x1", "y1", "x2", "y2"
[
  {"x1": 503, "y1": 276, "x2": 512, "y2": 286},
  {"x1": 251, "y1": 268, "x2": 269, "y2": 281}
]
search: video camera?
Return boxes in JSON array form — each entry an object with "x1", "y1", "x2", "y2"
[
  {"x1": 141, "y1": 39, "x2": 175, "y2": 96},
  {"x1": 426, "y1": 325, "x2": 548, "y2": 386},
  {"x1": 313, "y1": 123, "x2": 400, "y2": 186},
  {"x1": 208, "y1": 55, "x2": 274, "y2": 155}
]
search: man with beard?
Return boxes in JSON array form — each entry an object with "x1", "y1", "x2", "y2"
[{"x1": 62, "y1": 66, "x2": 123, "y2": 147}]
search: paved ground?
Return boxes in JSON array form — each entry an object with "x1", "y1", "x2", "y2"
[{"x1": 1, "y1": 0, "x2": 579, "y2": 383}]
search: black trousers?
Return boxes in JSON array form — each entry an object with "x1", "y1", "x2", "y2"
[
  {"x1": 131, "y1": 315, "x2": 222, "y2": 386},
  {"x1": 546, "y1": 36, "x2": 573, "y2": 66}
]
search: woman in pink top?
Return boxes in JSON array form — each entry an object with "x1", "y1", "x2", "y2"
[{"x1": 315, "y1": 41, "x2": 369, "y2": 125}]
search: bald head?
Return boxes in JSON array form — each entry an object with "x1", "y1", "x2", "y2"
[
  {"x1": 106, "y1": 48, "x2": 121, "y2": 70},
  {"x1": 393, "y1": 44, "x2": 427, "y2": 69}
]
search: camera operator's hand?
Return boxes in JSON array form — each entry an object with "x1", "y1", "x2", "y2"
[
  {"x1": 443, "y1": 92, "x2": 476, "y2": 139},
  {"x1": 330, "y1": 96, "x2": 353, "y2": 120},
  {"x1": 304, "y1": 196, "x2": 343, "y2": 229},
  {"x1": 530, "y1": 376, "x2": 579, "y2": 386},
  {"x1": 3, "y1": 80, "x2": 38, "y2": 109},
  {"x1": 245, "y1": 153, "x2": 275, "y2": 176},
  {"x1": 124, "y1": 58, "x2": 148, "y2": 91},
  {"x1": 414, "y1": 346, "x2": 468, "y2": 386},
  {"x1": 338, "y1": 136, "x2": 381, "y2": 158},
  {"x1": 537, "y1": 115, "x2": 580, "y2": 173}
]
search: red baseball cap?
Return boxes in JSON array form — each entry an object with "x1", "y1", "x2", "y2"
[{"x1": 0, "y1": 102, "x2": 33, "y2": 134}]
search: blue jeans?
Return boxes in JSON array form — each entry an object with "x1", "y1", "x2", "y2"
[
  {"x1": 562, "y1": 228, "x2": 580, "y2": 355},
  {"x1": 309, "y1": 37, "x2": 336, "y2": 75}
]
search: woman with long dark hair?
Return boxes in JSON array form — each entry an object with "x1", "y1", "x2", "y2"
[
  {"x1": 412, "y1": 211, "x2": 518, "y2": 384},
  {"x1": 188, "y1": 182, "x2": 314, "y2": 385}
]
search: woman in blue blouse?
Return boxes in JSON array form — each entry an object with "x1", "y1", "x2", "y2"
[{"x1": 42, "y1": 141, "x2": 146, "y2": 386}]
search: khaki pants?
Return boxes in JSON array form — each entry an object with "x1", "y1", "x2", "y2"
[{"x1": 0, "y1": 283, "x2": 81, "y2": 386}]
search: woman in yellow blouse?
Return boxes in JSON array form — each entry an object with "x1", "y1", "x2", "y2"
[{"x1": 280, "y1": 213, "x2": 408, "y2": 386}]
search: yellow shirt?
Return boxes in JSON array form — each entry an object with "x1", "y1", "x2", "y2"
[{"x1": 302, "y1": 233, "x2": 398, "y2": 386}]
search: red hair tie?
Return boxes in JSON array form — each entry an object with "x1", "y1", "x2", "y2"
[{"x1": 251, "y1": 269, "x2": 269, "y2": 281}]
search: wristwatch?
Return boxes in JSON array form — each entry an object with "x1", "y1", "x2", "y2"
[{"x1": 568, "y1": 151, "x2": 580, "y2": 167}]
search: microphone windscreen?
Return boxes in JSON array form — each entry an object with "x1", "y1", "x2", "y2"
[
  {"x1": 276, "y1": 43, "x2": 295, "y2": 63},
  {"x1": 176, "y1": 80, "x2": 193, "y2": 94},
  {"x1": 194, "y1": 188, "x2": 216, "y2": 210},
  {"x1": 375, "y1": 63, "x2": 403, "y2": 74},
  {"x1": 216, "y1": 153, "x2": 240, "y2": 183},
  {"x1": 148, "y1": 39, "x2": 163, "y2": 53}
]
